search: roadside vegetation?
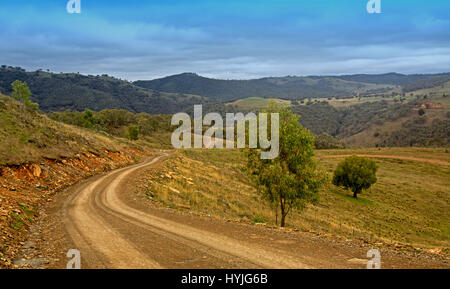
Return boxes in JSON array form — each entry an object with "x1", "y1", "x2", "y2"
[{"x1": 49, "y1": 109, "x2": 174, "y2": 148}]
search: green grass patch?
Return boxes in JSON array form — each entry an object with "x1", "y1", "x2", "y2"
[{"x1": 252, "y1": 215, "x2": 268, "y2": 224}]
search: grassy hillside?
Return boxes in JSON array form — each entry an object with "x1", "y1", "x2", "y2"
[
  {"x1": 136, "y1": 148, "x2": 450, "y2": 253},
  {"x1": 291, "y1": 96, "x2": 449, "y2": 147},
  {"x1": 0, "y1": 93, "x2": 139, "y2": 165},
  {"x1": 407, "y1": 80, "x2": 450, "y2": 100}
]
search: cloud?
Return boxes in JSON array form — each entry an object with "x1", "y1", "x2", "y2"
[{"x1": 0, "y1": 0, "x2": 449, "y2": 80}]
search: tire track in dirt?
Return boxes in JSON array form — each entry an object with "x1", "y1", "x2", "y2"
[
  {"x1": 65, "y1": 166, "x2": 162, "y2": 269},
  {"x1": 64, "y1": 153, "x2": 310, "y2": 269}
]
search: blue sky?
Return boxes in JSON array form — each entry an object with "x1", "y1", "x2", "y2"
[{"x1": 0, "y1": 0, "x2": 449, "y2": 80}]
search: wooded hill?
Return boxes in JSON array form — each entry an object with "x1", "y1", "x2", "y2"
[
  {"x1": 134, "y1": 72, "x2": 450, "y2": 100},
  {"x1": 0, "y1": 66, "x2": 213, "y2": 114}
]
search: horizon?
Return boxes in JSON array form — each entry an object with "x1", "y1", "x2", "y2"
[
  {"x1": 0, "y1": 1, "x2": 449, "y2": 81},
  {"x1": 2, "y1": 65, "x2": 450, "y2": 82}
]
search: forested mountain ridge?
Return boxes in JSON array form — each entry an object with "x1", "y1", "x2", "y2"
[{"x1": 0, "y1": 66, "x2": 212, "y2": 114}]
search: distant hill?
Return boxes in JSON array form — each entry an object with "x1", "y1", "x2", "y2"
[
  {"x1": 2, "y1": 66, "x2": 449, "y2": 114},
  {"x1": 0, "y1": 66, "x2": 211, "y2": 114},
  {"x1": 333, "y1": 72, "x2": 450, "y2": 86},
  {"x1": 134, "y1": 72, "x2": 450, "y2": 101},
  {"x1": 134, "y1": 72, "x2": 399, "y2": 100}
]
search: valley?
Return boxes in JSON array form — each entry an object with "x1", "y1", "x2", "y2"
[{"x1": 0, "y1": 68, "x2": 448, "y2": 269}]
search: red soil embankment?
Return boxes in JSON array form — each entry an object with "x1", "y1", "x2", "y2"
[{"x1": 0, "y1": 148, "x2": 152, "y2": 268}]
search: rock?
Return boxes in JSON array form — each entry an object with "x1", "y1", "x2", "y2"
[
  {"x1": 13, "y1": 257, "x2": 47, "y2": 268},
  {"x1": 176, "y1": 204, "x2": 191, "y2": 210},
  {"x1": 30, "y1": 164, "x2": 41, "y2": 178},
  {"x1": 427, "y1": 248, "x2": 442, "y2": 255},
  {"x1": 168, "y1": 187, "x2": 180, "y2": 194},
  {"x1": 241, "y1": 216, "x2": 250, "y2": 223},
  {"x1": 22, "y1": 241, "x2": 35, "y2": 250}
]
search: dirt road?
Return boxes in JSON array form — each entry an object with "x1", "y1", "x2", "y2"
[{"x1": 18, "y1": 153, "x2": 448, "y2": 269}]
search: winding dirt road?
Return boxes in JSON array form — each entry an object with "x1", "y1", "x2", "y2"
[
  {"x1": 63, "y1": 154, "x2": 313, "y2": 268},
  {"x1": 39, "y1": 153, "x2": 447, "y2": 269}
]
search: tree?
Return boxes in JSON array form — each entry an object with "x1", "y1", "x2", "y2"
[
  {"x1": 82, "y1": 110, "x2": 96, "y2": 128},
  {"x1": 128, "y1": 126, "x2": 139, "y2": 140},
  {"x1": 418, "y1": 108, "x2": 425, "y2": 116},
  {"x1": 315, "y1": 133, "x2": 345, "y2": 149},
  {"x1": 246, "y1": 104, "x2": 325, "y2": 227},
  {"x1": 11, "y1": 80, "x2": 39, "y2": 111},
  {"x1": 11, "y1": 80, "x2": 31, "y2": 103},
  {"x1": 333, "y1": 156, "x2": 378, "y2": 199}
]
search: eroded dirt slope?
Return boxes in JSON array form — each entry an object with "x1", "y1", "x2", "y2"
[{"x1": 0, "y1": 148, "x2": 152, "y2": 268}]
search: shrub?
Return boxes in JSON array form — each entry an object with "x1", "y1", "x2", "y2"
[{"x1": 127, "y1": 126, "x2": 139, "y2": 140}]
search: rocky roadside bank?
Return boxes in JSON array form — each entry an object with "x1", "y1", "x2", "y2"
[{"x1": 0, "y1": 147, "x2": 153, "y2": 268}]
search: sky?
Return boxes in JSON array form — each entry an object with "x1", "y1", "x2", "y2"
[{"x1": 0, "y1": 0, "x2": 449, "y2": 80}]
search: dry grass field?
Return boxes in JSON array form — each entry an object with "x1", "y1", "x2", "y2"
[
  {"x1": 139, "y1": 147, "x2": 450, "y2": 254},
  {"x1": 226, "y1": 97, "x2": 291, "y2": 110}
]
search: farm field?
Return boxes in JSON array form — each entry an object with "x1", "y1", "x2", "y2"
[
  {"x1": 225, "y1": 94, "x2": 421, "y2": 110},
  {"x1": 226, "y1": 97, "x2": 291, "y2": 110}
]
